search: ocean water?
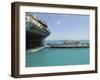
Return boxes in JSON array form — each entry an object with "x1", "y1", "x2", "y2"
[{"x1": 26, "y1": 47, "x2": 89, "y2": 67}]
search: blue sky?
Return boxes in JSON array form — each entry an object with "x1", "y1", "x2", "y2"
[{"x1": 30, "y1": 12, "x2": 90, "y2": 40}]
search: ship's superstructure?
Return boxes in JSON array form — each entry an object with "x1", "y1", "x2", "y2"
[{"x1": 26, "y1": 13, "x2": 50, "y2": 49}]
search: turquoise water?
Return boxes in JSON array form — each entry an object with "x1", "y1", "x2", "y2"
[{"x1": 26, "y1": 48, "x2": 89, "y2": 67}]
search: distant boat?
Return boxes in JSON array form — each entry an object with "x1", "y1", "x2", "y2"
[{"x1": 47, "y1": 40, "x2": 89, "y2": 48}]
